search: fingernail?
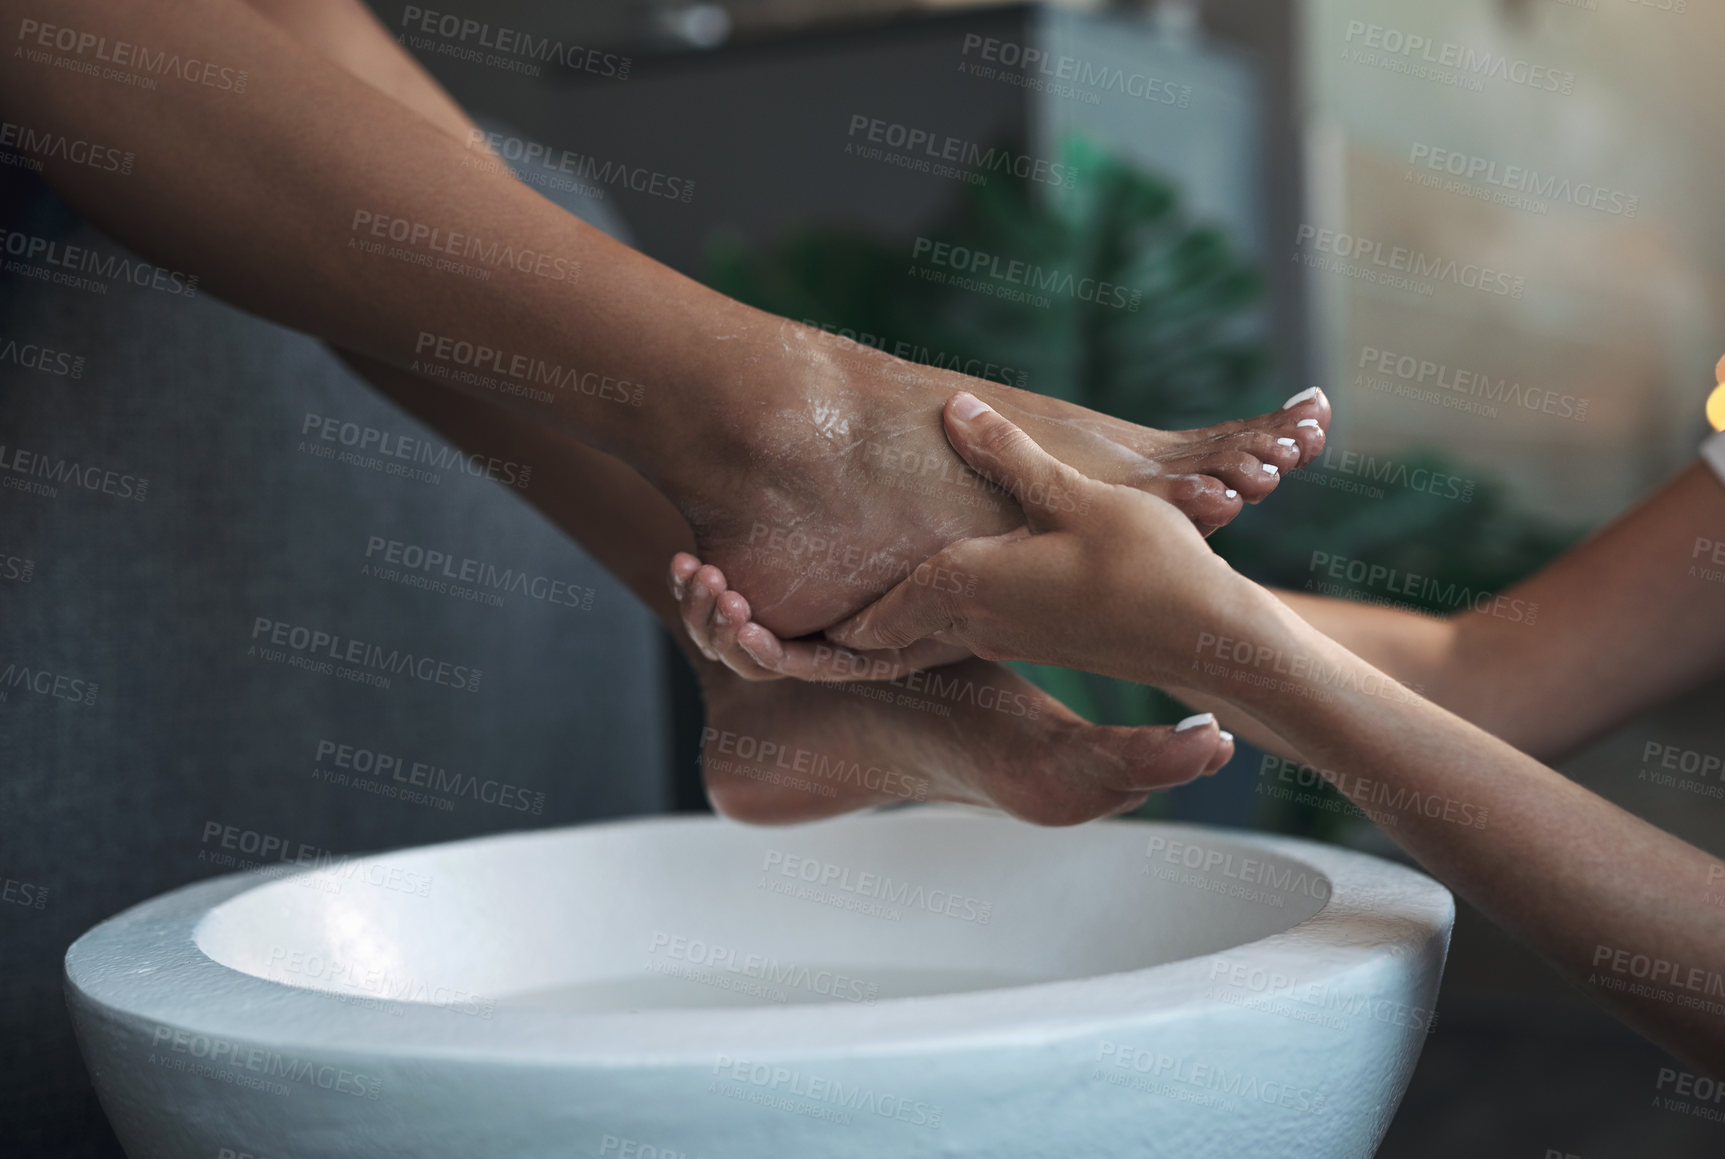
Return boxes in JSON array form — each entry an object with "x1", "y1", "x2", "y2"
[
  {"x1": 1276, "y1": 437, "x2": 1296, "y2": 447},
  {"x1": 1174, "y1": 712, "x2": 1215, "y2": 732},
  {"x1": 1296, "y1": 418, "x2": 1320, "y2": 429},
  {"x1": 1224, "y1": 488, "x2": 1238, "y2": 499},
  {"x1": 1282, "y1": 386, "x2": 1320, "y2": 410},
  {"x1": 952, "y1": 392, "x2": 991, "y2": 421},
  {"x1": 1262, "y1": 463, "x2": 1279, "y2": 476}
]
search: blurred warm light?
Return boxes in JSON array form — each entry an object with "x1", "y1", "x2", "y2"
[{"x1": 1710, "y1": 381, "x2": 1725, "y2": 432}]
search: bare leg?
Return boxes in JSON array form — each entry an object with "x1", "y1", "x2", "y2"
[{"x1": 6, "y1": 0, "x2": 1330, "y2": 641}]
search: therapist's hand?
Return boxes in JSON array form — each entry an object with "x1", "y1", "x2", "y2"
[{"x1": 825, "y1": 393, "x2": 1278, "y2": 690}]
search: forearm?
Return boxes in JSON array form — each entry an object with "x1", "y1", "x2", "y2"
[
  {"x1": 1233, "y1": 463, "x2": 1725, "y2": 761},
  {"x1": 346, "y1": 353, "x2": 702, "y2": 647},
  {"x1": 1, "y1": 0, "x2": 766, "y2": 494},
  {"x1": 1167, "y1": 593, "x2": 1456, "y2": 761},
  {"x1": 1209, "y1": 605, "x2": 1725, "y2": 1072}
]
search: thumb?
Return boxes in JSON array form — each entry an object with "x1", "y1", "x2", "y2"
[{"x1": 945, "y1": 393, "x2": 1094, "y2": 531}]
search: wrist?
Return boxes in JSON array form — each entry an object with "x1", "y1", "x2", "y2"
[{"x1": 1182, "y1": 586, "x2": 1326, "y2": 709}]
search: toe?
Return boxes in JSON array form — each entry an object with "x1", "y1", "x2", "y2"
[
  {"x1": 1163, "y1": 474, "x2": 1243, "y2": 537},
  {"x1": 1203, "y1": 449, "x2": 1282, "y2": 502},
  {"x1": 1273, "y1": 387, "x2": 1331, "y2": 466},
  {"x1": 1115, "y1": 716, "x2": 1227, "y2": 793},
  {"x1": 1228, "y1": 430, "x2": 1303, "y2": 473}
]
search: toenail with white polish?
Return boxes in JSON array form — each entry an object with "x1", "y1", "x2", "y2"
[
  {"x1": 713, "y1": 610, "x2": 728, "y2": 626},
  {"x1": 1297, "y1": 418, "x2": 1320, "y2": 429},
  {"x1": 1262, "y1": 463, "x2": 1279, "y2": 475},
  {"x1": 1281, "y1": 386, "x2": 1320, "y2": 409},
  {"x1": 1276, "y1": 437, "x2": 1296, "y2": 447},
  {"x1": 1219, "y1": 730, "x2": 1235, "y2": 744},
  {"x1": 1224, "y1": 488, "x2": 1238, "y2": 499},
  {"x1": 1174, "y1": 712, "x2": 1215, "y2": 732}
]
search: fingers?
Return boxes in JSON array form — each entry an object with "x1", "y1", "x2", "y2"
[
  {"x1": 824, "y1": 560, "x2": 965, "y2": 652},
  {"x1": 944, "y1": 393, "x2": 1097, "y2": 532},
  {"x1": 670, "y1": 554, "x2": 778, "y2": 680},
  {"x1": 670, "y1": 552, "x2": 970, "y2": 682},
  {"x1": 748, "y1": 631, "x2": 970, "y2": 683}
]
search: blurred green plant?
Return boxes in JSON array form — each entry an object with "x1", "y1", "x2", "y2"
[{"x1": 700, "y1": 135, "x2": 1578, "y2": 835}]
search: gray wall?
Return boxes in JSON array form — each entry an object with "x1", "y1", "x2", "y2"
[{"x1": 0, "y1": 174, "x2": 670, "y2": 1156}]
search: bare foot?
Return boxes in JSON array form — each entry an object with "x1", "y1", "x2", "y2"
[
  {"x1": 676, "y1": 326, "x2": 1329, "y2": 639},
  {"x1": 672, "y1": 559, "x2": 1234, "y2": 826}
]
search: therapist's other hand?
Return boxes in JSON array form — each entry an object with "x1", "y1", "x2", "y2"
[
  {"x1": 826, "y1": 393, "x2": 1274, "y2": 690},
  {"x1": 669, "y1": 553, "x2": 970, "y2": 683}
]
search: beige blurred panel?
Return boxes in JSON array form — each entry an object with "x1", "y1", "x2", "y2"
[
  {"x1": 1306, "y1": 0, "x2": 1725, "y2": 524},
  {"x1": 1333, "y1": 138, "x2": 1698, "y2": 523}
]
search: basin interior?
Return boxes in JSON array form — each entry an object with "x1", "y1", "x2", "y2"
[{"x1": 194, "y1": 813, "x2": 1330, "y2": 1014}]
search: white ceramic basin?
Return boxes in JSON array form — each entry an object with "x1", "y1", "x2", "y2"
[{"x1": 66, "y1": 809, "x2": 1451, "y2": 1158}]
